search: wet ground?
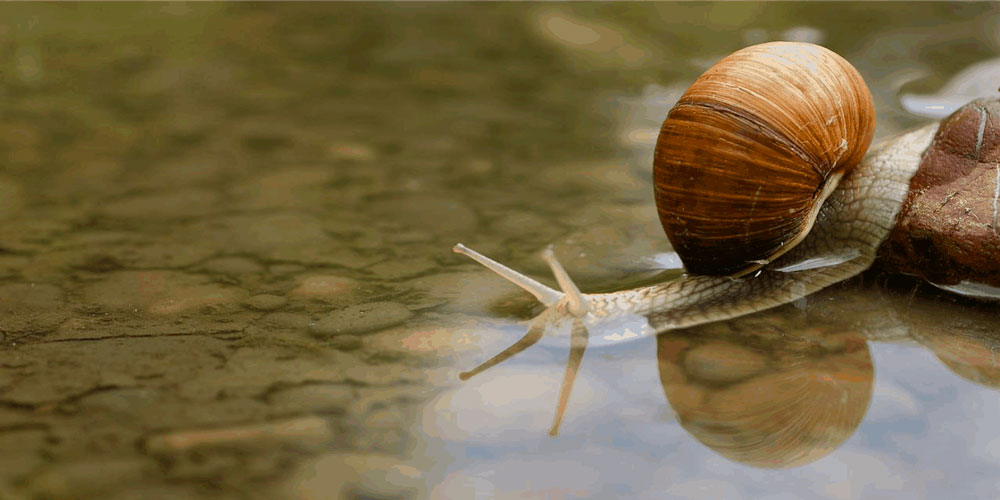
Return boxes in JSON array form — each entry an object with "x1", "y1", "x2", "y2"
[{"x1": 1, "y1": 3, "x2": 1000, "y2": 499}]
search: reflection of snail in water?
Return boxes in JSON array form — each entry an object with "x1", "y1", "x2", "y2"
[
  {"x1": 656, "y1": 314, "x2": 873, "y2": 468},
  {"x1": 453, "y1": 41, "x2": 999, "y2": 434}
]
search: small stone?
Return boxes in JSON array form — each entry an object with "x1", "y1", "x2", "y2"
[
  {"x1": 404, "y1": 271, "x2": 523, "y2": 314},
  {"x1": 28, "y1": 459, "x2": 153, "y2": 500},
  {"x1": 366, "y1": 257, "x2": 437, "y2": 280},
  {"x1": 352, "y1": 406, "x2": 406, "y2": 452},
  {"x1": 244, "y1": 294, "x2": 287, "y2": 311},
  {"x1": 367, "y1": 194, "x2": 477, "y2": 236},
  {"x1": 80, "y1": 270, "x2": 246, "y2": 315},
  {"x1": 0, "y1": 283, "x2": 68, "y2": 337},
  {"x1": 328, "y1": 141, "x2": 376, "y2": 162},
  {"x1": 98, "y1": 188, "x2": 218, "y2": 220},
  {"x1": 486, "y1": 209, "x2": 551, "y2": 238},
  {"x1": 309, "y1": 302, "x2": 413, "y2": 337},
  {"x1": 291, "y1": 274, "x2": 357, "y2": 300},
  {"x1": 200, "y1": 256, "x2": 264, "y2": 277},
  {"x1": 270, "y1": 263, "x2": 306, "y2": 275},
  {"x1": 328, "y1": 335, "x2": 363, "y2": 351},
  {"x1": 143, "y1": 416, "x2": 333, "y2": 455},
  {"x1": 344, "y1": 364, "x2": 423, "y2": 386},
  {"x1": 267, "y1": 384, "x2": 354, "y2": 413},
  {"x1": 229, "y1": 168, "x2": 336, "y2": 211},
  {"x1": 362, "y1": 317, "x2": 502, "y2": 359},
  {"x1": 683, "y1": 342, "x2": 769, "y2": 384},
  {"x1": 76, "y1": 388, "x2": 159, "y2": 416},
  {"x1": 259, "y1": 312, "x2": 312, "y2": 330},
  {"x1": 125, "y1": 241, "x2": 216, "y2": 269},
  {"x1": 190, "y1": 213, "x2": 347, "y2": 265}
]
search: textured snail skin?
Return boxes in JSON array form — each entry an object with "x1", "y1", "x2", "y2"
[
  {"x1": 457, "y1": 124, "x2": 935, "y2": 348},
  {"x1": 592, "y1": 124, "x2": 935, "y2": 334},
  {"x1": 654, "y1": 42, "x2": 876, "y2": 277}
]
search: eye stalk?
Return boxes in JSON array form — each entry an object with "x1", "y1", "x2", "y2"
[
  {"x1": 452, "y1": 243, "x2": 562, "y2": 306},
  {"x1": 541, "y1": 246, "x2": 589, "y2": 318},
  {"x1": 453, "y1": 243, "x2": 593, "y2": 435}
]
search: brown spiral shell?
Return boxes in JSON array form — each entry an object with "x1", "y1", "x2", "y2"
[{"x1": 653, "y1": 41, "x2": 875, "y2": 276}]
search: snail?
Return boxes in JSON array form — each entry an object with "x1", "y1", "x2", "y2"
[{"x1": 452, "y1": 41, "x2": 999, "y2": 435}]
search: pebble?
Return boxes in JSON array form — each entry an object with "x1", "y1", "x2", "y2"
[
  {"x1": 352, "y1": 406, "x2": 406, "y2": 452},
  {"x1": 76, "y1": 388, "x2": 159, "y2": 417},
  {"x1": 545, "y1": 223, "x2": 668, "y2": 284},
  {"x1": 367, "y1": 194, "x2": 478, "y2": 236},
  {"x1": 404, "y1": 271, "x2": 524, "y2": 314},
  {"x1": 28, "y1": 459, "x2": 153, "y2": 500},
  {"x1": 328, "y1": 335, "x2": 363, "y2": 351},
  {"x1": 97, "y1": 188, "x2": 219, "y2": 220},
  {"x1": 258, "y1": 312, "x2": 312, "y2": 330},
  {"x1": 269, "y1": 263, "x2": 306, "y2": 275},
  {"x1": 328, "y1": 141, "x2": 377, "y2": 162},
  {"x1": 362, "y1": 317, "x2": 503, "y2": 360},
  {"x1": 144, "y1": 416, "x2": 333, "y2": 455},
  {"x1": 344, "y1": 364, "x2": 423, "y2": 386},
  {"x1": 309, "y1": 302, "x2": 413, "y2": 337},
  {"x1": 486, "y1": 209, "x2": 552, "y2": 238},
  {"x1": 0, "y1": 283, "x2": 68, "y2": 337},
  {"x1": 366, "y1": 257, "x2": 438, "y2": 280},
  {"x1": 200, "y1": 256, "x2": 264, "y2": 277},
  {"x1": 267, "y1": 384, "x2": 354, "y2": 414},
  {"x1": 229, "y1": 168, "x2": 335, "y2": 210},
  {"x1": 189, "y1": 213, "x2": 338, "y2": 265},
  {"x1": 290, "y1": 274, "x2": 358, "y2": 300},
  {"x1": 111, "y1": 241, "x2": 217, "y2": 270},
  {"x1": 80, "y1": 270, "x2": 247, "y2": 314},
  {"x1": 243, "y1": 294, "x2": 287, "y2": 311}
]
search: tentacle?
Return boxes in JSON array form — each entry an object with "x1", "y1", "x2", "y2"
[
  {"x1": 453, "y1": 243, "x2": 562, "y2": 306},
  {"x1": 459, "y1": 320, "x2": 546, "y2": 381},
  {"x1": 549, "y1": 318, "x2": 589, "y2": 436},
  {"x1": 542, "y1": 246, "x2": 589, "y2": 317}
]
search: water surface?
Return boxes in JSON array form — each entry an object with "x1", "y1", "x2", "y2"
[{"x1": 1, "y1": 3, "x2": 999, "y2": 499}]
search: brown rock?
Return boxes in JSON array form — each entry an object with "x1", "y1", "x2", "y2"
[{"x1": 877, "y1": 98, "x2": 1000, "y2": 287}]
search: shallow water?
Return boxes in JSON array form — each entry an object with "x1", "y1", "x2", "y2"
[{"x1": 1, "y1": 3, "x2": 1000, "y2": 499}]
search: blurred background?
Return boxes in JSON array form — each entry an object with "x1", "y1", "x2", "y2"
[{"x1": 1, "y1": 3, "x2": 1000, "y2": 499}]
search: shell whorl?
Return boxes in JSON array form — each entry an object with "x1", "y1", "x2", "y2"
[{"x1": 653, "y1": 41, "x2": 876, "y2": 276}]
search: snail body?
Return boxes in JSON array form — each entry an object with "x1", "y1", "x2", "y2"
[{"x1": 453, "y1": 42, "x2": 994, "y2": 434}]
